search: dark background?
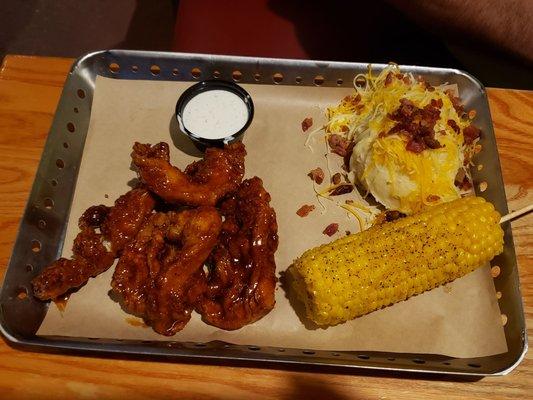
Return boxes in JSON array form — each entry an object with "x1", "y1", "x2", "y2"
[{"x1": 0, "y1": 0, "x2": 531, "y2": 89}]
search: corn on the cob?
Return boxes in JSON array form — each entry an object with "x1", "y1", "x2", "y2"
[{"x1": 289, "y1": 196, "x2": 504, "y2": 326}]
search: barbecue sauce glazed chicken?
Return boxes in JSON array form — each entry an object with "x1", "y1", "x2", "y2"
[
  {"x1": 111, "y1": 207, "x2": 222, "y2": 335},
  {"x1": 31, "y1": 141, "x2": 278, "y2": 335},
  {"x1": 32, "y1": 188, "x2": 156, "y2": 300},
  {"x1": 197, "y1": 177, "x2": 278, "y2": 330},
  {"x1": 131, "y1": 141, "x2": 246, "y2": 206}
]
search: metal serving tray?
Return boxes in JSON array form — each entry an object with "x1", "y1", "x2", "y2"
[{"x1": 0, "y1": 50, "x2": 526, "y2": 376}]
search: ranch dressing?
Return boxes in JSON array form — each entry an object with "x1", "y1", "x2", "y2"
[{"x1": 182, "y1": 90, "x2": 249, "y2": 139}]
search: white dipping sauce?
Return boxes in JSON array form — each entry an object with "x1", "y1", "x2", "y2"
[{"x1": 182, "y1": 90, "x2": 249, "y2": 139}]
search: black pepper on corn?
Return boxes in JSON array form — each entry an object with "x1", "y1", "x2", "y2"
[{"x1": 288, "y1": 196, "x2": 504, "y2": 326}]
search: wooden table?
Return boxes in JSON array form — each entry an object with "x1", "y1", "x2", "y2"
[{"x1": 0, "y1": 55, "x2": 531, "y2": 399}]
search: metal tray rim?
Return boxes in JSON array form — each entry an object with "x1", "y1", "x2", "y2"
[{"x1": 0, "y1": 49, "x2": 527, "y2": 377}]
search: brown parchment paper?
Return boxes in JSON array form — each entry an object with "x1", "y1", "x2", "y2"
[{"x1": 37, "y1": 76, "x2": 507, "y2": 358}]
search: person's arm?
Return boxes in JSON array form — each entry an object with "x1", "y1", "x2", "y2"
[{"x1": 388, "y1": 0, "x2": 533, "y2": 62}]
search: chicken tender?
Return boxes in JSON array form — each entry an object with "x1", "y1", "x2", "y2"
[
  {"x1": 32, "y1": 188, "x2": 155, "y2": 300},
  {"x1": 131, "y1": 141, "x2": 246, "y2": 206},
  {"x1": 197, "y1": 177, "x2": 278, "y2": 330},
  {"x1": 111, "y1": 207, "x2": 222, "y2": 335}
]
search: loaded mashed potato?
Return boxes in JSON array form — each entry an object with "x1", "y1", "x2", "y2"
[{"x1": 325, "y1": 64, "x2": 480, "y2": 215}]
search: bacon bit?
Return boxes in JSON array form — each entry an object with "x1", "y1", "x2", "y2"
[
  {"x1": 343, "y1": 141, "x2": 355, "y2": 170},
  {"x1": 455, "y1": 168, "x2": 466, "y2": 183},
  {"x1": 388, "y1": 98, "x2": 442, "y2": 153},
  {"x1": 323, "y1": 223, "x2": 339, "y2": 236},
  {"x1": 296, "y1": 204, "x2": 315, "y2": 217},
  {"x1": 373, "y1": 212, "x2": 387, "y2": 226},
  {"x1": 426, "y1": 194, "x2": 441, "y2": 202},
  {"x1": 340, "y1": 125, "x2": 349, "y2": 133},
  {"x1": 468, "y1": 110, "x2": 477, "y2": 119},
  {"x1": 331, "y1": 173, "x2": 342, "y2": 185},
  {"x1": 385, "y1": 72, "x2": 393, "y2": 86},
  {"x1": 343, "y1": 94, "x2": 361, "y2": 105},
  {"x1": 406, "y1": 139, "x2": 425, "y2": 153},
  {"x1": 328, "y1": 134, "x2": 352, "y2": 157},
  {"x1": 308, "y1": 167, "x2": 324, "y2": 184},
  {"x1": 459, "y1": 177, "x2": 472, "y2": 190},
  {"x1": 345, "y1": 230, "x2": 352, "y2": 236},
  {"x1": 301, "y1": 117, "x2": 313, "y2": 132},
  {"x1": 445, "y1": 90, "x2": 464, "y2": 114},
  {"x1": 345, "y1": 199, "x2": 354, "y2": 205},
  {"x1": 463, "y1": 125, "x2": 481, "y2": 144},
  {"x1": 403, "y1": 76, "x2": 411, "y2": 85},
  {"x1": 416, "y1": 75, "x2": 434, "y2": 91},
  {"x1": 385, "y1": 210, "x2": 406, "y2": 222},
  {"x1": 447, "y1": 119, "x2": 460, "y2": 134},
  {"x1": 430, "y1": 98, "x2": 443, "y2": 108},
  {"x1": 329, "y1": 184, "x2": 353, "y2": 196},
  {"x1": 423, "y1": 136, "x2": 442, "y2": 149},
  {"x1": 390, "y1": 98, "x2": 416, "y2": 119},
  {"x1": 463, "y1": 179, "x2": 473, "y2": 190}
]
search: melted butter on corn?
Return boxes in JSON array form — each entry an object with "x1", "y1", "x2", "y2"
[{"x1": 289, "y1": 196, "x2": 504, "y2": 326}]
